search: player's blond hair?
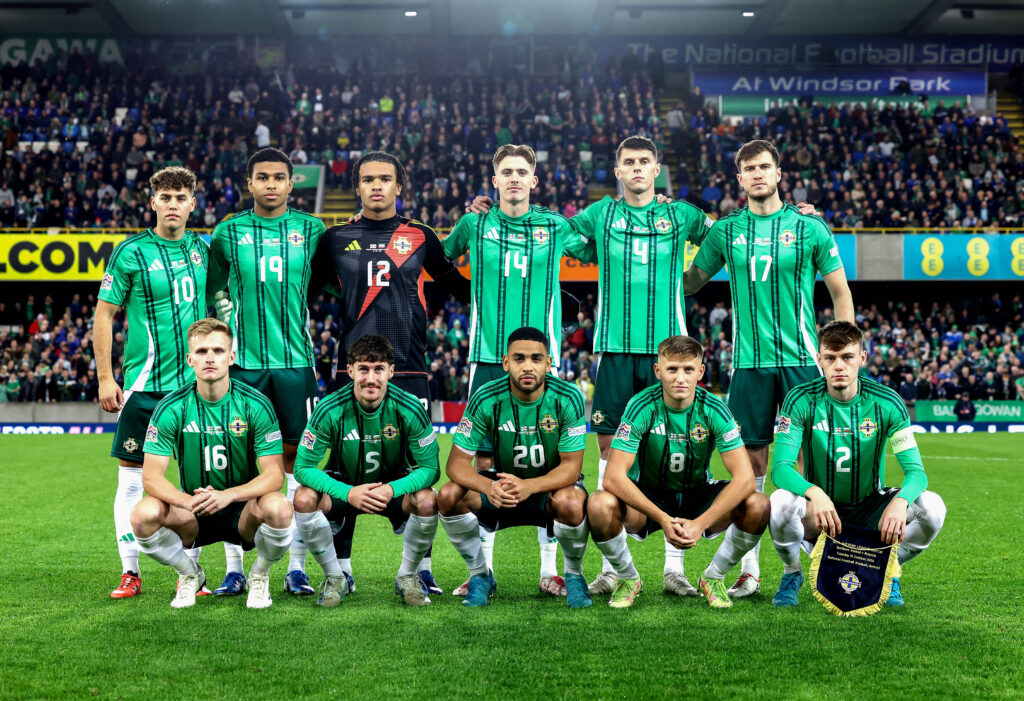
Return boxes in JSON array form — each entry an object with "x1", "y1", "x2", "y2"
[
  {"x1": 492, "y1": 144, "x2": 536, "y2": 172},
  {"x1": 150, "y1": 166, "x2": 197, "y2": 195},
  {"x1": 658, "y1": 335, "x2": 703, "y2": 361},
  {"x1": 187, "y1": 318, "x2": 233, "y2": 345}
]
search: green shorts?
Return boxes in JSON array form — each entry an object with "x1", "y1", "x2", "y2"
[
  {"x1": 592, "y1": 353, "x2": 659, "y2": 434},
  {"x1": 632, "y1": 480, "x2": 729, "y2": 540},
  {"x1": 230, "y1": 366, "x2": 318, "y2": 444},
  {"x1": 836, "y1": 488, "x2": 902, "y2": 531},
  {"x1": 478, "y1": 474, "x2": 587, "y2": 532},
  {"x1": 190, "y1": 501, "x2": 253, "y2": 549},
  {"x1": 727, "y1": 365, "x2": 821, "y2": 446},
  {"x1": 468, "y1": 362, "x2": 507, "y2": 398},
  {"x1": 111, "y1": 390, "x2": 167, "y2": 463}
]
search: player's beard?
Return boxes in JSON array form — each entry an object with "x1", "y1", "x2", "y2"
[
  {"x1": 511, "y1": 372, "x2": 544, "y2": 396},
  {"x1": 746, "y1": 181, "x2": 778, "y2": 203}
]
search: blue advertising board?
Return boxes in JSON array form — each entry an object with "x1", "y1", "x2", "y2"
[
  {"x1": 694, "y1": 69, "x2": 985, "y2": 96},
  {"x1": 904, "y1": 234, "x2": 1024, "y2": 280}
]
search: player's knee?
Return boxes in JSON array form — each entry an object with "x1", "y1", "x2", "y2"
[
  {"x1": 587, "y1": 489, "x2": 619, "y2": 523},
  {"x1": 914, "y1": 491, "x2": 947, "y2": 534},
  {"x1": 770, "y1": 488, "x2": 799, "y2": 522},
  {"x1": 129, "y1": 497, "x2": 163, "y2": 536},
  {"x1": 551, "y1": 487, "x2": 586, "y2": 526},
  {"x1": 412, "y1": 488, "x2": 438, "y2": 516},
  {"x1": 746, "y1": 491, "x2": 771, "y2": 527},
  {"x1": 437, "y1": 481, "x2": 463, "y2": 516},
  {"x1": 292, "y1": 486, "x2": 320, "y2": 514},
  {"x1": 262, "y1": 492, "x2": 293, "y2": 528}
]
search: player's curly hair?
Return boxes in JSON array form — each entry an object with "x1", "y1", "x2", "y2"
[
  {"x1": 615, "y1": 135, "x2": 659, "y2": 164},
  {"x1": 149, "y1": 166, "x2": 196, "y2": 195},
  {"x1": 658, "y1": 335, "x2": 703, "y2": 361},
  {"x1": 818, "y1": 321, "x2": 863, "y2": 351},
  {"x1": 347, "y1": 335, "x2": 395, "y2": 365},
  {"x1": 492, "y1": 144, "x2": 536, "y2": 172},
  {"x1": 187, "y1": 318, "x2": 233, "y2": 344},
  {"x1": 352, "y1": 151, "x2": 406, "y2": 193},
  {"x1": 734, "y1": 139, "x2": 781, "y2": 170}
]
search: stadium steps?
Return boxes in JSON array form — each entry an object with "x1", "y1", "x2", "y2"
[
  {"x1": 995, "y1": 94, "x2": 1024, "y2": 140},
  {"x1": 658, "y1": 89, "x2": 689, "y2": 196},
  {"x1": 321, "y1": 189, "x2": 356, "y2": 225}
]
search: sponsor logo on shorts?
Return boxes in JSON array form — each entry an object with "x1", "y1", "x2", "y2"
[
  {"x1": 455, "y1": 417, "x2": 473, "y2": 436},
  {"x1": 591, "y1": 410, "x2": 605, "y2": 426},
  {"x1": 567, "y1": 425, "x2": 586, "y2": 437},
  {"x1": 288, "y1": 230, "x2": 304, "y2": 247},
  {"x1": 539, "y1": 414, "x2": 558, "y2": 432},
  {"x1": 190, "y1": 250, "x2": 203, "y2": 266},
  {"x1": 615, "y1": 423, "x2": 631, "y2": 441},
  {"x1": 689, "y1": 423, "x2": 708, "y2": 442},
  {"x1": 858, "y1": 418, "x2": 878, "y2": 437},
  {"x1": 228, "y1": 417, "x2": 248, "y2": 436},
  {"x1": 776, "y1": 416, "x2": 792, "y2": 434},
  {"x1": 265, "y1": 430, "x2": 282, "y2": 443},
  {"x1": 840, "y1": 571, "x2": 862, "y2": 593},
  {"x1": 418, "y1": 433, "x2": 436, "y2": 448},
  {"x1": 532, "y1": 227, "x2": 550, "y2": 244},
  {"x1": 654, "y1": 218, "x2": 672, "y2": 233},
  {"x1": 779, "y1": 230, "x2": 796, "y2": 246},
  {"x1": 100, "y1": 272, "x2": 114, "y2": 290},
  {"x1": 383, "y1": 423, "x2": 399, "y2": 440},
  {"x1": 123, "y1": 438, "x2": 139, "y2": 453},
  {"x1": 300, "y1": 430, "x2": 317, "y2": 450}
]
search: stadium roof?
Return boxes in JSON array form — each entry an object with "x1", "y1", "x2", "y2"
[{"x1": 2, "y1": 0, "x2": 1024, "y2": 37}]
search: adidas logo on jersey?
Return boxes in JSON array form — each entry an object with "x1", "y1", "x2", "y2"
[
  {"x1": 812, "y1": 420, "x2": 829, "y2": 432},
  {"x1": 732, "y1": 234, "x2": 748, "y2": 246},
  {"x1": 612, "y1": 218, "x2": 627, "y2": 230},
  {"x1": 484, "y1": 228, "x2": 500, "y2": 240},
  {"x1": 148, "y1": 259, "x2": 165, "y2": 271},
  {"x1": 238, "y1": 233, "x2": 254, "y2": 245},
  {"x1": 650, "y1": 423, "x2": 666, "y2": 436},
  {"x1": 343, "y1": 428, "x2": 360, "y2": 441},
  {"x1": 345, "y1": 241, "x2": 361, "y2": 251},
  {"x1": 498, "y1": 420, "x2": 516, "y2": 433},
  {"x1": 183, "y1": 420, "x2": 201, "y2": 433}
]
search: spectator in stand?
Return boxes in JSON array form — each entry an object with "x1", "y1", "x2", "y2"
[{"x1": 954, "y1": 391, "x2": 976, "y2": 422}]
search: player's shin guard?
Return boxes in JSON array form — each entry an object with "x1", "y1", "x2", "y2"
[
  {"x1": 480, "y1": 526, "x2": 496, "y2": 571},
  {"x1": 538, "y1": 526, "x2": 558, "y2": 578},
  {"x1": 898, "y1": 491, "x2": 947, "y2": 565},
  {"x1": 399, "y1": 514, "x2": 438, "y2": 577},
  {"x1": 552, "y1": 519, "x2": 589, "y2": 576},
  {"x1": 294, "y1": 511, "x2": 342, "y2": 576},
  {"x1": 738, "y1": 475, "x2": 766, "y2": 577},
  {"x1": 594, "y1": 528, "x2": 639, "y2": 580},
  {"x1": 706, "y1": 525, "x2": 762, "y2": 580},
  {"x1": 136, "y1": 527, "x2": 197, "y2": 576},
  {"x1": 664, "y1": 537, "x2": 685, "y2": 574},
  {"x1": 114, "y1": 466, "x2": 143, "y2": 574},
  {"x1": 440, "y1": 513, "x2": 488, "y2": 576},
  {"x1": 285, "y1": 474, "x2": 307, "y2": 573},
  {"x1": 252, "y1": 523, "x2": 292, "y2": 575},
  {"x1": 769, "y1": 489, "x2": 805, "y2": 574}
]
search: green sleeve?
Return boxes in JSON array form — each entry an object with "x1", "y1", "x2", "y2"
[
  {"x1": 709, "y1": 399, "x2": 744, "y2": 454},
  {"x1": 675, "y1": 203, "x2": 714, "y2": 246},
  {"x1": 97, "y1": 243, "x2": 133, "y2": 306},
  {"x1": 441, "y1": 214, "x2": 473, "y2": 260},
  {"x1": 293, "y1": 408, "x2": 353, "y2": 502},
  {"x1": 451, "y1": 398, "x2": 491, "y2": 454},
  {"x1": 812, "y1": 219, "x2": 844, "y2": 276},
  {"x1": 143, "y1": 399, "x2": 179, "y2": 457},
  {"x1": 771, "y1": 394, "x2": 815, "y2": 495},
  {"x1": 884, "y1": 400, "x2": 927, "y2": 504},
  {"x1": 557, "y1": 391, "x2": 587, "y2": 452},
  {"x1": 609, "y1": 395, "x2": 650, "y2": 454},
  {"x1": 559, "y1": 217, "x2": 595, "y2": 263},
  {"x1": 206, "y1": 224, "x2": 230, "y2": 302},
  {"x1": 568, "y1": 199, "x2": 602, "y2": 239},
  {"x1": 388, "y1": 412, "x2": 441, "y2": 497},
  {"x1": 692, "y1": 222, "x2": 726, "y2": 277},
  {"x1": 251, "y1": 403, "x2": 283, "y2": 458}
]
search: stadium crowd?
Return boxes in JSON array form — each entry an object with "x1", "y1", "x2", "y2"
[{"x1": 4, "y1": 290, "x2": 1022, "y2": 407}]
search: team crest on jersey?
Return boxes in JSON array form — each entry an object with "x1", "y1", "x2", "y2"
[
  {"x1": 615, "y1": 423, "x2": 631, "y2": 441},
  {"x1": 591, "y1": 410, "x2": 605, "y2": 426},
  {"x1": 655, "y1": 218, "x2": 672, "y2": 233},
  {"x1": 123, "y1": 438, "x2": 138, "y2": 453},
  {"x1": 690, "y1": 424, "x2": 709, "y2": 443},
  {"x1": 532, "y1": 227, "x2": 550, "y2": 244},
  {"x1": 288, "y1": 230, "x2": 304, "y2": 246},
  {"x1": 539, "y1": 414, "x2": 558, "y2": 432},
  {"x1": 383, "y1": 423, "x2": 399, "y2": 440},
  {"x1": 859, "y1": 419, "x2": 878, "y2": 437},
  {"x1": 100, "y1": 272, "x2": 114, "y2": 290},
  {"x1": 229, "y1": 417, "x2": 248, "y2": 437},
  {"x1": 456, "y1": 417, "x2": 473, "y2": 436},
  {"x1": 779, "y1": 230, "x2": 797, "y2": 246},
  {"x1": 300, "y1": 430, "x2": 317, "y2": 450},
  {"x1": 840, "y1": 572, "x2": 862, "y2": 593},
  {"x1": 190, "y1": 250, "x2": 203, "y2": 266},
  {"x1": 393, "y1": 236, "x2": 412, "y2": 255}
]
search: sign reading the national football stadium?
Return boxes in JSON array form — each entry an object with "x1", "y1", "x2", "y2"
[{"x1": 695, "y1": 70, "x2": 985, "y2": 96}]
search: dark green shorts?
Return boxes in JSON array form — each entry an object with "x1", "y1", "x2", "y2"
[
  {"x1": 325, "y1": 493, "x2": 410, "y2": 536},
  {"x1": 230, "y1": 366, "x2": 318, "y2": 444},
  {"x1": 478, "y1": 474, "x2": 587, "y2": 532},
  {"x1": 592, "y1": 353, "x2": 659, "y2": 434},
  {"x1": 727, "y1": 365, "x2": 821, "y2": 446},
  {"x1": 633, "y1": 480, "x2": 729, "y2": 540},
  {"x1": 469, "y1": 362, "x2": 507, "y2": 398},
  {"x1": 836, "y1": 488, "x2": 902, "y2": 531},
  {"x1": 110, "y1": 390, "x2": 167, "y2": 463},
  {"x1": 190, "y1": 501, "x2": 253, "y2": 549}
]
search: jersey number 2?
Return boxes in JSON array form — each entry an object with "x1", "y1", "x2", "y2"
[{"x1": 835, "y1": 447, "x2": 851, "y2": 473}]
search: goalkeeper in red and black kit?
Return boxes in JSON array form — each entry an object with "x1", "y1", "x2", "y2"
[{"x1": 308, "y1": 151, "x2": 471, "y2": 597}]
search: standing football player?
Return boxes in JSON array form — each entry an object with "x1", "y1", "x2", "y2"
[
  {"x1": 685, "y1": 139, "x2": 854, "y2": 598},
  {"x1": 95, "y1": 166, "x2": 209, "y2": 599},
  {"x1": 208, "y1": 147, "x2": 326, "y2": 597}
]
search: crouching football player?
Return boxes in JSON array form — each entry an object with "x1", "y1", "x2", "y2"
[
  {"x1": 131, "y1": 319, "x2": 293, "y2": 609},
  {"x1": 587, "y1": 336, "x2": 769, "y2": 609},
  {"x1": 291, "y1": 335, "x2": 440, "y2": 607},
  {"x1": 439, "y1": 327, "x2": 592, "y2": 608},
  {"x1": 769, "y1": 321, "x2": 946, "y2": 607}
]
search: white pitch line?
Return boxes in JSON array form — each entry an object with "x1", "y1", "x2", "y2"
[{"x1": 924, "y1": 456, "x2": 1014, "y2": 461}]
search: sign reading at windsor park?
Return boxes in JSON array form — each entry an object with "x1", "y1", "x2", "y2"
[
  {"x1": 695, "y1": 70, "x2": 985, "y2": 96},
  {"x1": 904, "y1": 234, "x2": 1024, "y2": 280}
]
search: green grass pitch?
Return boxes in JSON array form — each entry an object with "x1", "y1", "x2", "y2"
[{"x1": 2, "y1": 433, "x2": 1022, "y2": 700}]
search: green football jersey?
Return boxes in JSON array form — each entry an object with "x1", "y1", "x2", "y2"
[
  {"x1": 452, "y1": 374, "x2": 586, "y2": 479},
  {"x1": 611, "y1": 384, "x2": 743, "y2": 491},
  {"x1": 208, "y1": 208, "x2": 326, "y2": 370},
  {"x1": 569, "y1": 196, "x2": 712, "y2": 354},
  {"x1": 293, "y1": 383, "x2": 439, "y2": 503},
  {"x1": 774, "y1": 377, "x2": 915, "y2": 506},
  {"x1": 443, "y1": 205, "x2": 591, "y2": 365},
  {"x1": 144, "y1": 380, "x2": 283, "y2": 494},
  {"x1": 97, "y1": 229, "x2": 209, "y2": 392},
  {"x1": 692, "y1": 204, "x2": 844, "y2": 369}
]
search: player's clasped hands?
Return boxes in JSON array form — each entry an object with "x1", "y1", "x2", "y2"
[
  {"x1": 496, "y1": 473, "x2": 533, "y2": 503},
  {"x1": 662, "y1": 517, "x2": 698, "y2": 549},
  {"x1": 488, "y1": 476, "x2": 519, "y2": 509},
  {"x1": 347, "y1": 482, "x2": 389, "y2": 514},
  {"x1": 190, "y1": 486, "x2": 232, "y2": 516}
]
